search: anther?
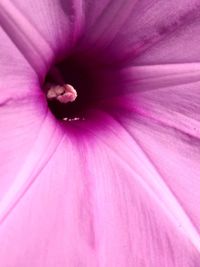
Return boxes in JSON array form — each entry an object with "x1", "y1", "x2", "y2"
[{"x1": 46, "y1": 84, "x2": 77, "y2": 104}]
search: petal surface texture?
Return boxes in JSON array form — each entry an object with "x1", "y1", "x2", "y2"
[{"x1": 1, "y1": 0, "x2": 200, "y2": 267}]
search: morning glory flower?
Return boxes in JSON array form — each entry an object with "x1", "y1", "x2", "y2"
[{"x1": 0, "y1": 0, "x2": 200, "y2": 266}]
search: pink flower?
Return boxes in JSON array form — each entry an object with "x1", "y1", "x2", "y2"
[{"x1": 0, "y1": 0, "x2": 200, "y2": 266}]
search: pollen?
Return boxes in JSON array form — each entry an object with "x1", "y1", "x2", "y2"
[{"x1": 46, "y1": 84, "x2": 77, "y2": 104}]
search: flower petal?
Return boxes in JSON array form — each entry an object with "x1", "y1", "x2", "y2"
[
  {"x1": 104, "y1": 71, "x2": 200, "y2": 246},
  {"x1": 9, "y1": 0, "x2": 84, "y2": 56},
  {"x1": 132, "y1": 1, "x2": 200, "y2": 64},
  {"x1": 0, "y1": 95, "x2": 60, "y2": 218},
  {"x1": 0, "y1": 110, "x2": 200, "y2": 266},
  {"x1": 78, "y1": 0, "x2": 200, "y2": 64},
  {"x1": 0, "y1": 25, "x2": 40, "y2": 101}
]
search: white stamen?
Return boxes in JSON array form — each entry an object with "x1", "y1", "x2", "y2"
[
  {"x1": 63, "y1": 117, "x2": 85, "y2": 122},
  {"x1": 46, "y1": 84, "x2": 77, "y2": 104}
]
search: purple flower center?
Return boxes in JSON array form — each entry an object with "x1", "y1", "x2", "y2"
[
  {"x1": 44, "y1": 53, "x2": 94, "y2": 120},
  {"x1": 44, "y1": 49, "x2": 125, "y2": 121}
]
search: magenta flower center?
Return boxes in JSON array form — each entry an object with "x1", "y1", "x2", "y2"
[
  {"x1": 43, "y1": 49, "x2": 124, "y2": 121},
  {"x1": 44, "y1": 52, "x2": 99, "y2": 120}
]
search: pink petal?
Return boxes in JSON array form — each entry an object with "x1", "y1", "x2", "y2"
[
  {"x1": 0, "y1": 26, "x2": 39, "y2": 101},
  {"x1": 129, "y1": 1, "x2": 200, "y2": 64},
  {"x1": 5, "y1": 0, "x2": 84, "y2": 57},
  {"x1": 79, "y1": 0, "x2": 200, "y2": 64},
  {"x1": 0, "y1": 1, "x2": 55, "y2": 79},
  {"x1": 103, "y1": 65, "x2": 200, "y2": 249},
  {"x1": 0, "y1": 109, "x2": 200, "y2": 266}
]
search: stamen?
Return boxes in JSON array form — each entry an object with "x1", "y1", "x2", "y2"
[{"x1": 46, "y1": 84, "x2": 77, "y2": 104}]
